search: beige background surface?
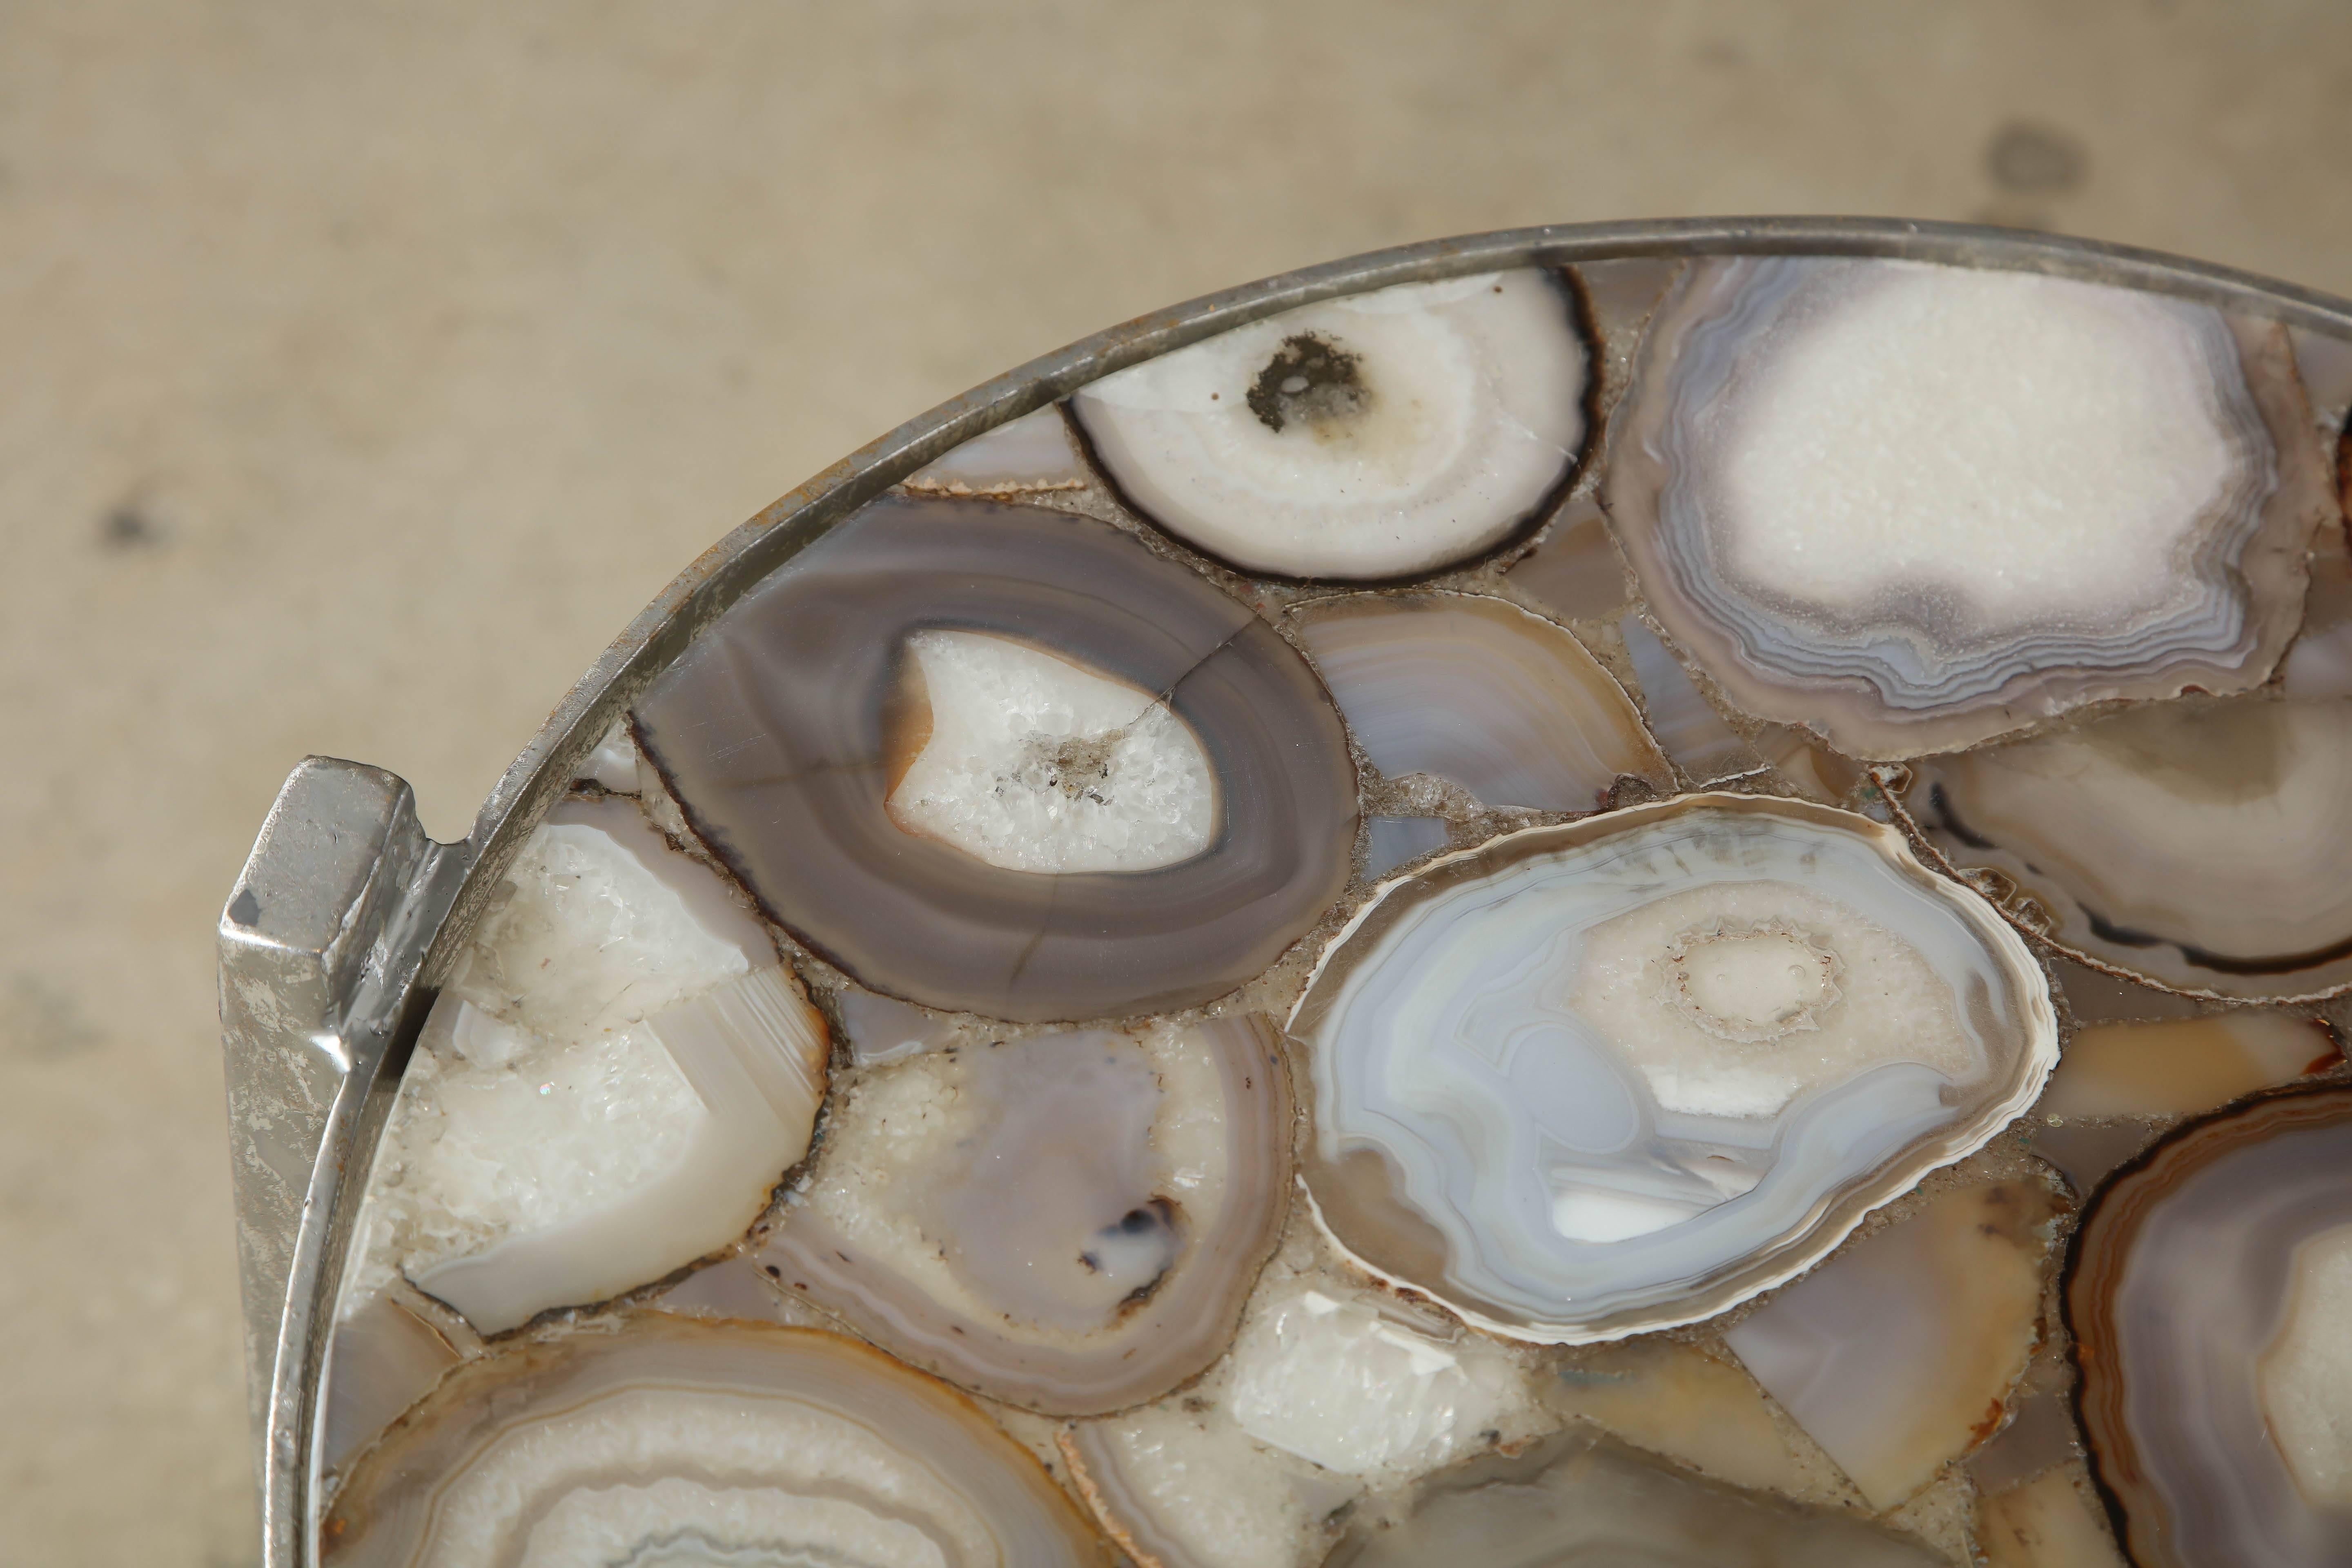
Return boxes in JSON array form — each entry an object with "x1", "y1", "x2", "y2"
[{"x1": 5, "y1": 2, "x2": 2351, "y2": 1560}]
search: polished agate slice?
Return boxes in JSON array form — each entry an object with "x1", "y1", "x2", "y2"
[
  {"x1": 1978, "y1": 1467, "x2": 2130, "y2": 1568},
  {"x1": 321, "y1": 1316, "x2": 1109, "y2": 1566},
  {"x1": 754, "y1": 1016, "x2": 1288, "y2": 1414},
  {"x1": 1549, "y1": 1339, "x2": 1839, "y2": 1501},
  {"x1": 350, "y1": 799, "x2": 827, "y2": 1335},
  {"x1": 1071, "y1": 271, "x2": 1588, "y2": 580},
  {"x1": 1060, "y1": 1401, "x2": 1348, "y2": 1568},
  {"x1": 2029, "y1": 1011, "x2": 2341, "y2": 1191},
  {"x1": 1504, "y1": 495, "x2": 1632, "y2": 622},
  {"x1": 2069, "y1": 1087, "x2": 2352, "y2": 1567},
  {"x1": 1617, "y1": 614, "x2": 1764, "y2": 783},
  {"x1": 1724, "y1": 1180, "x2": 2064, "y2": 1510},
  {"x1": 904, "y1": 404, "x2": 1089, "y2": 494},
  {"x1": 1323, "y1": 1428, "x2": 1949, "y2": 1567},
  {"x1": 1289, "y1": 794, "x2": 2056, "y2": 1342},
  {"x1": 1286, "y1": 591, "x2": 1670, "y2": 813},
  {"x1": 634, "y1": 496, "x2": 1356, "y2": 1022},
  {"x1": 1911, "y1": 697, "x2": 2352, "y2": 999},
  {"x1": 1608, "y1": 257, "x2": 2332, "y2": 759}
]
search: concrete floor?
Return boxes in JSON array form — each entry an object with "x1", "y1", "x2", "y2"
[{"x1": 5, "y1": 2, "x2": 2350, "y2": 1560}]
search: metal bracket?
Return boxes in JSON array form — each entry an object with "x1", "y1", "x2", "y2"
[{"x1": 218, "y1": 758, "x2": 470, "y2": 1565}]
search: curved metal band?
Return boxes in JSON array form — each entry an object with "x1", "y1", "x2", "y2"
[{"x1": 216, "y1": 216, "x2": 2352, "y2": 1565}]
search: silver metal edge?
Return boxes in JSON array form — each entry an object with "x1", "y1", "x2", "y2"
[{"x1": 218, "y1": 216, "x2": 2352, "y2": 1564}]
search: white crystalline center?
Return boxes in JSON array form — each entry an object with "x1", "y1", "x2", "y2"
[
  {"x1": 888, "y1": 628, "x2": 1218, "y2": 875},
  {"x1": 1717, "y1": 265, "x2": 2247, "y2": 624}
]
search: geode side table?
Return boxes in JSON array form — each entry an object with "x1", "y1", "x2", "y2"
[{"x1": 223, "y1": 219, "x2": 2352, "y2": 1568}]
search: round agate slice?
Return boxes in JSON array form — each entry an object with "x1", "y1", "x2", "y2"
[
  {"x1": 1287, "y1": 794, "x2": 2056, "y2": 1342},
  {"x1": 2069, "y1": 1087, "x2": 2352, "y2": 1568},
  {"x1": 1608, "y1": 257, "x2": 2331, "y2": 759},
  {"x1": 633, "y1": 495, "x2": 1357, "y2": 1022},
  {"x1": 1072, "y1": 271, "x2": 1589, "y2": 580},
  {"x1": 321, "y1": 1315, "x2": 1109, "y2": 1566}
]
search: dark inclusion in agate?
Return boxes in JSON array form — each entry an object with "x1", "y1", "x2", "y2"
[
  {"x1": 1607, "y1": 257, "x2": 2334, "y2": 760},
  {"x1": 634, "y1": 496, "x2": 1357, "y2": 1022},
  {"x1": 2069, "y1": 1087, "x2": 2352, "y2": 1568}
]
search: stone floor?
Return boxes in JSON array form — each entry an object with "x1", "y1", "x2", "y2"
[{"x1": 4, "y1": 2, "x2": 2351, "y2": 1560}]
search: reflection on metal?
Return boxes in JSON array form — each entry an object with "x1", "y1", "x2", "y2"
[{"x1": 218, "y1": 217, "x2": 2352, "y2": 1566}]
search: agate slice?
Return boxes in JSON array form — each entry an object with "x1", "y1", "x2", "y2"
[
  {"x1": 2069, "y1": 1087, "x2": 2352, "y2": 1568},
  {"x1": 1724, "y1": 1180, "x2": 2064, "y2": 1509},
  {"x1": 1324, "y1": 1428, "x2": 1948, "y2": 1567},
  {"x1": 350, "y1": 799, "x2": 828, "y2": 1335},
  {"x1": 634, "y1": 496, "x2": 1356, "y2": 1022},
  {"x1": 1608, "y1": 257, "x2": 2332, "y2": 759},
  {"x1": 1286, "y1": 591, "x2": 1670, "y2": 812},
  {"x1": 755, "y1": 1016, "x2": 1289, "y2": 1414},
  {"x1": 1288, "y1": 793, "x2": 2056, "y2": 1342},
  {"x1": 1911, "y1": 697, "x2": 2352, "y2": 999},
  {"x1": 1072, "y1": 271, "x2": 1588, "y2": 580},
  {"x1": 321, "y1": 1315, "x2": 1109, "y2": 1567}
]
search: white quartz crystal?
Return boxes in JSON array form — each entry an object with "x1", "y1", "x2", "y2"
[
  {"x1": 350, "y1": 802, "x2": 828, "y2": 1334},
  {"x1": 887, "y1": 628, "x2": 1216, "y2": 875},
  {"x1": 1225, "y1": 1281, "x2": 1538, "y2": 1478},
  {"x1": 1719, "y1": 267, "x2": 2244, "y2": 622},
  {"x1": 2259, "y1": 1223, "x2": 2352, "y2": 1508}
]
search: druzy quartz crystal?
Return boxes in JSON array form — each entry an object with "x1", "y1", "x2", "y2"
[{"x1": 307, "y1": 242, "x2": 2352, "y2": 1568}]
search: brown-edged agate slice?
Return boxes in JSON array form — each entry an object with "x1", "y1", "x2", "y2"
[
  {"x1": 1286, "y1": 591, "x2": 1671, "y2": 812},
  {"x1": 1910, "y1": 696, "x2": 2352, "y2": 1000},
  {"x1": 321, "y1": 1315, "x2": 1110, "y2": 1566},
  {"x1": 1608, "y1": 257, "x2": 2332, "y2": 760},
  {"x1": 2069, "y1": 1086, "x2": 2352, "y2": 1567},
  {"x1": 634, "y1": 496, "x2": 1356, "y2": 1022},
  {"x1": 755, "y1": 1015, "x2": 1289, "y2": 1414}
]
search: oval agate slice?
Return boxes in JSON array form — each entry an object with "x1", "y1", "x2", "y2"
[
  {"x1": 1608, "y1": 257, "x2": 2334, "y2": 759},
  {"x1": 1287, "y1": 793, "x2": 2056, "y2": 1341},
  {"x1": 2069, "y1": 1087, "x2": 2352, "y2": 1568},
  {"x1": 633, "y1": 495, "x2": 1357, "y2": 1022},
  {"x1": 1073, "y1": 271, "x2": 1589, "y2": 581},
  {"x1": 321, "y1": 1315, "x2": 1110, "y2": 1567}
]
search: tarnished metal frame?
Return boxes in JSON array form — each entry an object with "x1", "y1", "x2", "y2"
[{"x1": 217, "y1": 216, "x2": 2352, "y2": 1566}]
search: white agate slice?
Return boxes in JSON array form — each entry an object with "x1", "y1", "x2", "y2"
[
  {"x1": 904, "y1": 404, "x2": 1089, "y2": 494},
  {"x1": 1072, "y1": 271, "x2": 1587, "y2": 580},
  {"x1": 1288, "y1": 591, "x2": 1671, "y2": 813},
  {"x1": 351, "y1": 799, "x2": 828, "y2": 1335},
  {"x1": 1288, "y1": 794, "x2": 2056, "y2": 1342},
  {"x1": 1060, "y1": 1402, "x2": 1338, "y2": 1568},
  {"x1": 1724, "y1": 1180, "x2": 2062, "y2": 1510},
  {"x1": 887, "y1": 628, "x2": 1217, "y2": 874},
  {"x1": 1608, "y1": 257, "x2": 2332, "y2": 759},
  {"x1": 321, "y1": 1317, "x2": 1109, "y2": 1567}
]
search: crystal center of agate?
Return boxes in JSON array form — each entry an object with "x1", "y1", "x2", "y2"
[
  {"x1": 1657, "y1": 921, "x2": 1842, "y2": 1045},
  {"x1": 886, "y1": 628, "x2": 1217, "y2": 875}
]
